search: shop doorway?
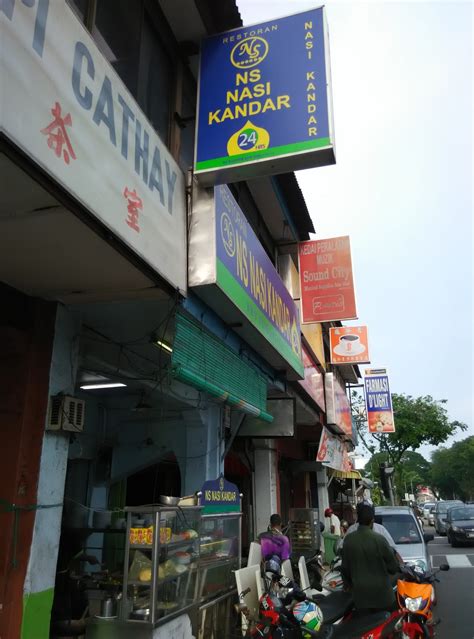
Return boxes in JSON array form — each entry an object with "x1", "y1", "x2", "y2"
[{"x1": 126, "y1": 454, "x2": 181, "y2": 505}]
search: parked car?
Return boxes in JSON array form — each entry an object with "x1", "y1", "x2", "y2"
[
  {"x1": 446, "y1": 505, "x2": 474, "y2": 547},
  {"x1": 422, "y1": 502, "x2": 436, "y2": 522},
  {"x1": 428, "y1": 506, "x2": 436, "y2": 527},
  {"x1": 434, "y1": 500, "x2": 464, "y2": 535},
  {"x1": 375, "y1": 506, "x2": 433, "y2": 573}
]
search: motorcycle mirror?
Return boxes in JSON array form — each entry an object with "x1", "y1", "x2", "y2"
[{"x1": 439, "y1": 563, "x2": 450, "y2": 571}]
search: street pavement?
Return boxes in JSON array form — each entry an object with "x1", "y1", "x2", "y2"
[{"x1": 424, "y1": 525, "x2": 474, "y2": 639}]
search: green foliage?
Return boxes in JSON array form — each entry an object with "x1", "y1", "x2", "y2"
[
  {"x1": 365, "y1": 450, "x2": 432, "y2": 503},
  {"x1": 431, "y1": 436, "x2": 474, "y2": 500},
  {"x1": 351, "y1": 391, "x2": 467, "y2": 466}
]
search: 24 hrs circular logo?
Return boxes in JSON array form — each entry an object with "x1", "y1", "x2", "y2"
[
  {"x1": 230, "y1": 37, "x2": 269, "y2": 69},
  {"x1": 220, "y1": 212, "x2": 235, "y2": 258}
]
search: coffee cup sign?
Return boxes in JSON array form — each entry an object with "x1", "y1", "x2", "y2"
[
  {"x1": 329, "y1": 326, "x2": 370, "y2": 364},
  {"x1": 339, "y1": 334, "x2": 360, "y2": 353}
]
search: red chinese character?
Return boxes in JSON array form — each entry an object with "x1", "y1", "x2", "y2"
[
  {"x1": 123, "y1": 187, "x2": 143, "y2": 232},
  {"x1": 41, "y1": 102, "x2": 76, "y2": 164}
]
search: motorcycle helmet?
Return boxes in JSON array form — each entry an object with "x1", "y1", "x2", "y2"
[
  {"x1": 292, "y1": 600, "x2": 323, "y2": 634},
  {"x1": 264, "y1": 554, "x2": 282, "y2": 577}
]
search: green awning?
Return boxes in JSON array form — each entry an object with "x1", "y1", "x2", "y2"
[{"x1": 172, "y1": 313, "x2": 273, "y2": 422}]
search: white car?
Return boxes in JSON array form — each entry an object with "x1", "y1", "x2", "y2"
[
  {"x1": 428, "y1": 506, "x2": 435, "y2": 527},
  {"x1": 422, "y1": 502, "x2": 436, "y2": 523}
]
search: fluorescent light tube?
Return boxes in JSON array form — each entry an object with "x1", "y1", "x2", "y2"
[
  {"x1": 153, "y1": 339, "x2": 173, "y2": 353},
  {"x1": 80, "y1": 383, "x2": 126, "y2": 390}
]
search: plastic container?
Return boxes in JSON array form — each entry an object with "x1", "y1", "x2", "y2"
[{"x1": 322, "y1": 532, "x2": 340, "y2": 565}]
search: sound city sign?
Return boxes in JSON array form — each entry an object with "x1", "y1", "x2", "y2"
[{"x1": 195, "y1": 7, "x2": 335, "y2": 185}]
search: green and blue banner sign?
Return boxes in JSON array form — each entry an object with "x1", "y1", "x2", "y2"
[
  {"x1": 195, "y1": 8, "x2": 335, "y2": 184},
  {"x1": 215, "y1": 185, "x2": 303, "y2": 377},
  {"x1": 200, "y1": 475, "x2": 240, "y2": 513}
]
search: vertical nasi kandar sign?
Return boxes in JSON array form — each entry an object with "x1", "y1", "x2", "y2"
[
  {"x1": 364, "y1": 368, "x2": 395, "y2": 434},
  {"x1": 215, "y1": 185, "x2": 303, "y2": 377},
  {"x1": 298, "y1": 236, "x2": 357, "y2": 323},
  {"x1": 195, "y1": 7, "x2": 335, "y2": 185}
]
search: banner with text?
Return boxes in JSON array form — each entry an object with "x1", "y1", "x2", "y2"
[
  {"x1": 299, "y1": 345, "x2": 325, "y2": 411},
  {"x1": 195, "y1": 8, "x2": 335, "y2": 185},
  {"x1": 200, "y1": 475, "x2": 241, "y2": 514},
  {"x1": 298, "y1": 236, "x2": 357, "y2": 323},
  {"x1": 316, "y1": 427, "x2": 352, "y2": 472},
  {"x1": 1, "y1": 0, "x2": 186, "y2": 292},
  {"x1": 215, "y1": 185, "x2": 303, "y2": 376},
  {"x1": 364, "y1": 368, "x2": 395, "y2": 433},
  {"x1": 324, "y1": 372, "x2": 353, "y2": 439}
]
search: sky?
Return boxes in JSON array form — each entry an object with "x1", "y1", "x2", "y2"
[{"x1": 236, "y1": 0, "x2": 473, "y2": 459}]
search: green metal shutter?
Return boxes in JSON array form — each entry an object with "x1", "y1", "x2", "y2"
[{"x1": 172, "y1": 313, "x2": 273, "y2": 422}]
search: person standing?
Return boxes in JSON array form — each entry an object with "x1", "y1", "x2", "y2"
[
  {"x1": 344, "y1": 501, "x2": 403, "y2": 563},
  {"x1": 341, "y1": 503, "x2": 400, "y2": 611},
  {"x1": 325, "y1": 507, "x2": 341, "y2": 536},
  {"x1": 258, "y1": 513, "x2": 291, "y2": 561}
]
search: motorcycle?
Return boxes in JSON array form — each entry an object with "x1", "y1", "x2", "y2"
[
  {"x1": 320, "y1": 539, "x2": 344, "y2": 594},
  {"x1": 397, "y1": 562, "x2": 450, "y2": 638},
  {"x1": 291, "y1": 549, "x2": 326, "y2": 592},
  {"x1": 246, "y1": 556, "x2": 405, "y2": 639}
]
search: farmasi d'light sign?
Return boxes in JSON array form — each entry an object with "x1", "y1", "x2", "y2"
[{"x1": 194, "y1": 8, "x2": 335, "y2": 185}]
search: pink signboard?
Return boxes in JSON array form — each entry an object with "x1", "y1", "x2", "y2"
[
  {"x1": 324, "y1": 373, "x2": 352, "y2": 439},
  {"x1": 298, "y1": 345, "x2": 325, "y2": 411}
]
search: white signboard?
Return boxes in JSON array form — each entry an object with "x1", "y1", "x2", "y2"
[
  {"x1": 1, "y1": 0, "x2": 186, "y2": 293},
  {"x1": 316, "y1": 426, "x2": 352, "y2": 473}
]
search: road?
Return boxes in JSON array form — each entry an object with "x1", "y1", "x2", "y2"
[{"x1": 424, "y1": 525, "x2": 474, "y2": 639}]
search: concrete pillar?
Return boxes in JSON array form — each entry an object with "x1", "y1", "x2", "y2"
[
  {"x1": 182, "y1": 405, "x2": 224, "y2": 495},
  {"x1": 253, "y1": 441, "x2": 279, "y2": 537},
  {"x1": 22, "y1": 306, "x2": 81, "y2": 639},
  {"x1": 317, "y1": 467, "x2": 330, "y2": 522},
  {"x1": 0, "y1": 288, "x2": 56, "y2": 639}
]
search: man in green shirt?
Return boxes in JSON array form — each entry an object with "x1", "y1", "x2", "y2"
[{"x1": 341, "y1": 503, "x2": 400, "y2": 611}]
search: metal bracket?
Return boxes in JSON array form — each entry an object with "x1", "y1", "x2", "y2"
[{"x1": 222, "y1": 413, "x2": 246, "y2": 461}]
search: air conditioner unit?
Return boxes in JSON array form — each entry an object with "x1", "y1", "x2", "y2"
[{"x1": 47, "y1": 395, "x2": 85, "y2": 432}]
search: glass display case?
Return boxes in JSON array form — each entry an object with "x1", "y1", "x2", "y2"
[
  {"x1": 121, "y1": 505, "x2": 202, "y2": 625},
  {"x1": 289, "y1": 507, "x2": 320, "y2": 558},
  {"x1": 198, "y1": 512, "x2": 241, "y2": 601}
]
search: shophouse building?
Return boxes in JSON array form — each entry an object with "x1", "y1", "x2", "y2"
[{"x1": 0, "y1": 1, "x2": 358, "y2": 637}]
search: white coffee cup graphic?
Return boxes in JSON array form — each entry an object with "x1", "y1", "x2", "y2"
[{"x1": 339, "y1": 334, "x2": 360, "y2": 353}]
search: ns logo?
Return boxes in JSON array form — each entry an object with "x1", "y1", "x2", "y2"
[{"x1": 230, "y1": 37, "x2": 269, "y2": 69}]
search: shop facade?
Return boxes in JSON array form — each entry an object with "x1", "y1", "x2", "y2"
[{"x1": 0, "y1": 1, "x2": 362, "y2": 637}]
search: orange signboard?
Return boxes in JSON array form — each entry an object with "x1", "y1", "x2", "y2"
[
  {"x1": 329, "y1": 326, "x2": 370, "y2": 365},
  {"x1": 298, "y1": 236, "x2": 357, "y2": 323}
]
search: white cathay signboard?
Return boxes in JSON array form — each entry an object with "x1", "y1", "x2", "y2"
[{"x1": 1, "y1": 0, "x2": 186, "y2": 293}]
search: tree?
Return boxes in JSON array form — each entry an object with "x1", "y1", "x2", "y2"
[
  {"x1": 365, "y1": 450, "x2": 431, "y2": 503},
  {"x1": 351, "y1": 391, "x2": 467, "y2": 466},
  {"x1": 431, "y1": 437, "x2": 474, "y2": 500}
]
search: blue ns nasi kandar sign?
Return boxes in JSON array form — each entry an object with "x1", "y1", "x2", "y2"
[
  {"x1": 195, "y1": 8, "x2": 335, "y2": 185},
  {"x1": 200, "y1": 475, "x2": 241, "y2": 513}
]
